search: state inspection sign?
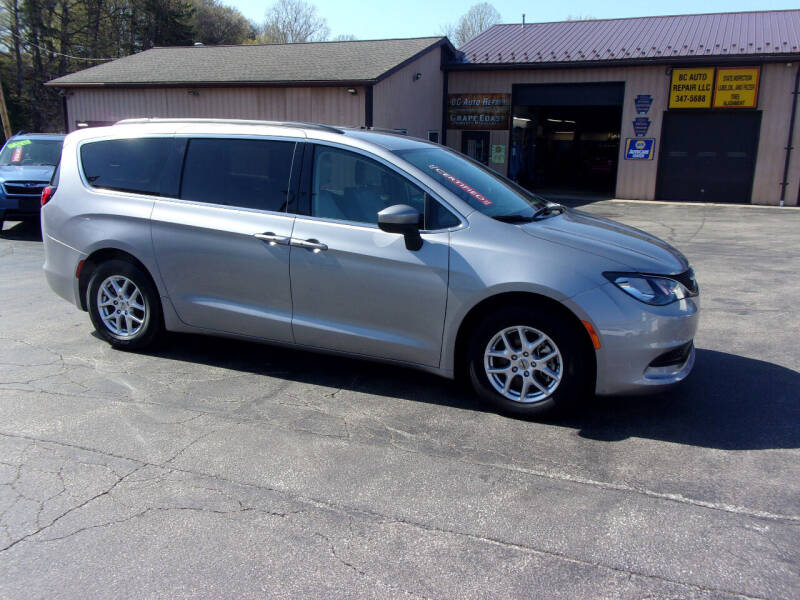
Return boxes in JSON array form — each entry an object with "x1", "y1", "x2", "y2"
[
  {"x1": 713, "y1": 66, "x2": 760, "y2": 108},
  {"x1": 669, "y1": 67, "x2": 714, "y2": 109}
]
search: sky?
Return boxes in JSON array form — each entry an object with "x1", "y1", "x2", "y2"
[{"x1": 231, "y1": 0, "x2": 799, "y2": 40}]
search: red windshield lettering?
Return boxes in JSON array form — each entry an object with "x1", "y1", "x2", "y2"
[{"x1": 427, "y1": 164, "x2": 493, "y2": 206}]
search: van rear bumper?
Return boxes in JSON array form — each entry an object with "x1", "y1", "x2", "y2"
[{"x1": 43, "y1": 233, "x2": 85, "y2": 307}]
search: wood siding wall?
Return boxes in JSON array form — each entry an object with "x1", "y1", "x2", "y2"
[
  {"x1": 66, "y1": 86, "x2": 366, "y2": 130},
  {"x1": 373, "y1": 47, "x2": 444, "y2": 139},
  {"x1": 448, "y1": 66, "x2": 669, "y2": 200},
  {"x1": 447, "y1": 64, "x2": 800, "y2": 205},
  {"x1": 751, "y1": 63, "x2": 800, "y2": 205}
]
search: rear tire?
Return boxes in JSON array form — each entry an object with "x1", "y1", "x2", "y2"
[
  {"x1": 467, "y1": 305, "x2": 591, "y2": 417},
  {"x1": 87, "y1": 259, "x2": 162, "y2": 350}
]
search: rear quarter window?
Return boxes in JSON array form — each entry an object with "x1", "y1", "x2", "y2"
[{"x1": 80, "y1": 138, "x2": 175, "y2": 196}]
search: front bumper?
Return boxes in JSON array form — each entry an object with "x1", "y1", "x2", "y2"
[
  {"x1": 567, "y1": 282, "x2": 700, "y2": 396},
  {"x1": 0, "y1": 194, "x2": 42, "y2": 221}
]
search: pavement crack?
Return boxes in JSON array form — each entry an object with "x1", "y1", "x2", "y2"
[
  {"x1": 313, "y1": 531, "x2": 432, "y2": 599},
  {"x1": 0, "y1": 463, "x2": 144, "y2": 554}
]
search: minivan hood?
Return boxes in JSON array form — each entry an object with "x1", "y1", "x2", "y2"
[
  {"x1": 0, "y1": 165, "x2": 55, "y2": 183},
  {"x1": 520, "y1": 209, "x2": 689, "y2": 273}
]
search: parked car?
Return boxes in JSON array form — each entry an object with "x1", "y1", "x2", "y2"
[
  {"x1": 41, "y1": 119, "x2": 699, "y2": 416},
  {"x1": 0, "y1": 133, "x2": 65, "y2": 230}
]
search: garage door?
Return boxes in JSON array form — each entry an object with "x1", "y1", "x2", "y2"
[{"x1": 657, "y1": 112, "x2": 761, "y2": 203}]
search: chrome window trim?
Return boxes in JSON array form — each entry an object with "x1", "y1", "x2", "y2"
[
  {"x1": 151, "y1": 195, "x2": 296, "y2": 220},
  {"x1": 291, "y1": 212, "x2": 456, "y2": 235},
  {"x1": 302, "y1": 139, "x2": 468, "y2": 233}
]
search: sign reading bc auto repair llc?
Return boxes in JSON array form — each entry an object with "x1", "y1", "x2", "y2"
[
  {"x1": 713, "y1": 67, "x2": 760, "y2": 108},
  {"x1": 447, "y1": 94, "x2": 510, "y2": 130},
  {"x1": 669, "y1": 67, "x2": 714, "y2": 109}
]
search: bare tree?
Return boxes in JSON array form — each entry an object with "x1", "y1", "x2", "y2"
[
  {"x1": 261, "y1": 0, "x2": 329, "y2": 44},
  {"x1": 441, "y1": 2, "x2": 500, "y2": 48},
  {"x1": 331, "y1": 33, "x2": 356, "y2": 41},
  {"x1": 3, "y1": 0, "x2": 25, "y2": 95}
]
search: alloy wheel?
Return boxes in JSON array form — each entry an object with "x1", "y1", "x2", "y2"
[
  {"x1": 483, "y1": 325, "x2": 563, "y2": 403},
  {"x1": 96, "y1": 275, "x2": 147, "y2": 338}
]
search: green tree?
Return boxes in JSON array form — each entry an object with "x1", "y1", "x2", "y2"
[{"x1": 190, "y1": 0, "x2": 254, "y2": 45}]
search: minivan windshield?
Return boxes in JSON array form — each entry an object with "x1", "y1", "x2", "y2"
[
  {"x1": 393, "y1": 146, "x2": 547, "y2": 220},
  {"x1": 0, "y1": 139, "x2": 63, "y2": 166}
]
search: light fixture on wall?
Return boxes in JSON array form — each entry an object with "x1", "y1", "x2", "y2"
[
  {"x1": 413, "y1": 72, "x2": 422, "y2": 81},
  {"x1": 187, "y1": 89, "x2": 200, "y2": 96},
  {"x1": 347, "y1": 88, "x2": 357, "y2": 95}
]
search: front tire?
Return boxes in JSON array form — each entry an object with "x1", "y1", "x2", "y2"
[
  {"x1": 87, "y1": 259, "x2": 162, "y2": 350},
  {"x1": 467, "y1": 305, "x2": 591, "y2": 417}
]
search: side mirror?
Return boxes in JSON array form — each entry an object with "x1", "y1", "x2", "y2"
[{"x1": 377, "y1": 204, "x2": 423, "y2": 251}]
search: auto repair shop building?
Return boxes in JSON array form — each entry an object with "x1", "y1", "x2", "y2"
[
  {"x1": 47, "y1": 37, "x2": 455, "y2": 141},
  {"x1": 47, "y1": 10, "x2": 800, "y2": 205}
]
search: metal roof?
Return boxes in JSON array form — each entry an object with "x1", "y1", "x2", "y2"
[
  {"x1": 47, "y1": 37, "x2": 450, "y2": 88},
  {"x1": 457, "y1": 10, "x2": 800, "y2": 66}
]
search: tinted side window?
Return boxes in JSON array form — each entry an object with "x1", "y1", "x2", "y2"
[
  {"x1": 425, "y1": 198, "x2": 460, "y2": 230},
  {"x1": 310, "y1": 146, "x2": 421, "y2": 225},
  {"x1": 80, "y1": 138, "x2": 173, "y2": 195},
  {"x1": 180, "y1": 138, "x2": 295, "y2": 211},
  {"x1": 311, "y1": 145, "x2": 459, "y2": 229}
]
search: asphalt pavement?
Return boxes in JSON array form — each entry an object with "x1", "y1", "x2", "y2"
[{"x1": 1, "y1": 200, "x2": 798, "y2": 599}]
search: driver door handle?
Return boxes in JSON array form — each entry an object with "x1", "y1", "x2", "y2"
[
  {"x1": 254, "y1": 232, "x2": 291, "y2": 246},
  {"x1": 291, "y1": 238, "x2": 328, "y2": 252}
]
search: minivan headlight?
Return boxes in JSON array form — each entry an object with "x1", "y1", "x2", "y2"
[{"x1": 603, "y1": 272, "x2": 694, "y2": 305}]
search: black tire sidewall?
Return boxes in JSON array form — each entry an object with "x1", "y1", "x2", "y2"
[
  {"x1": 467, "y1": 305, "x2": 588, "y2": 417},
  {"x1": 87, "y1": 259, "x2": 162, "y2": 350}
]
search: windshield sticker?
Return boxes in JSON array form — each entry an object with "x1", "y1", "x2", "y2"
[
  {"x1": 427, "y1": 164, "x2": 493, "y2": 206},
  {"x1": 5, "y1": 139, "x2": 32, "y2": 149},
  {"x1": 11, "y1": 147, "x2": 23, "y2": 162}
]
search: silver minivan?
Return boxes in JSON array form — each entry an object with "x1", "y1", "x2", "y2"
[{"x1": 42, "y1": 119, "x2": 699, "y2": 416}]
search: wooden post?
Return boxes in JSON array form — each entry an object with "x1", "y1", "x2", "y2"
[{"x1": 0, "y1": 82, "x2": 12, "y2": 141}]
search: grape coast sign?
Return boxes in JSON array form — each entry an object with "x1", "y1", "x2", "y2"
[{"x1": 447, "y1": 94, "x2": 511, "y2": 130}]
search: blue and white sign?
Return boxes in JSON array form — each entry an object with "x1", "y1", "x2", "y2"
[
  {"x1": 632, "y1": 117, "x2": 651, "y2": 137},
  {"x1": 625, "y1": 138, "x2": 655, "y2": 160},
  {"x1": 634, "y1": 94, "x2": 653, "y2": 114}
]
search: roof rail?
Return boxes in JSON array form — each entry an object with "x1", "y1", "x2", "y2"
[
  {"x1": 358, "y1": 126, "x2": 408, "y2": 135},
  {"x1": 114, "y1": 117, "x2": 345, "y2": 134}
]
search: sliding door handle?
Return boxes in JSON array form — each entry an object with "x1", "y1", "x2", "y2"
[
  {"x1": 291, "y1": 238, "x2": 328, "y2": 252},
  {"x1": 254, "y1": 232, "x2": 290, "y2": 246}
]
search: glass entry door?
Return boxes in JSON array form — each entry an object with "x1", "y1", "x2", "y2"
[{"x1": 461, "y1": 131, "x2": 490, "y2": 165}]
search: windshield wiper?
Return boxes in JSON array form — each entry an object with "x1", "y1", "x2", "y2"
[
  {"x1": 493, "y1": 203, "x2": 567, "y2": 223},
  {"x1": 532, "y1": 203, "x2": 567, "y2": 219},
  {"x1": 492, "y1": 214, "x2": 535, "y2": 223}
]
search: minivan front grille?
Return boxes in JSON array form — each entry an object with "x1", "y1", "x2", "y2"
[{"x1": 3, "y1": 181, "x2": 47, "y2": 197}]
